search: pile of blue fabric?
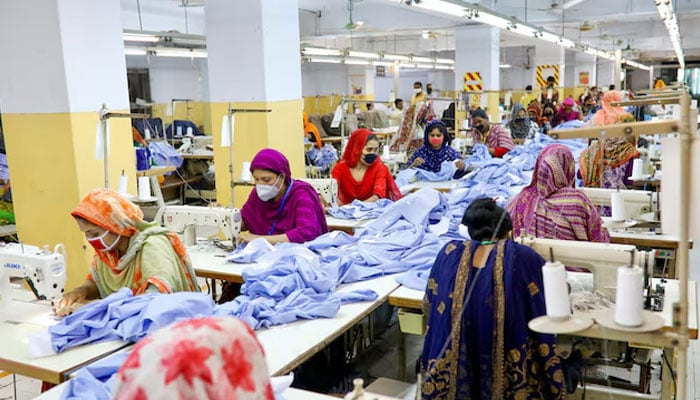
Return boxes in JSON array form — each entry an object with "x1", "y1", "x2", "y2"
[
  {"x1": 148, "y1": 141, "x2": 184, "y2": 169},
  {"x1": 327, "y1": 198, "x2": 393, "y2": 220},
  {"x1": 503, "y1": 133, "x2": 587, "y2": 172},
  {"x1": 395, "y1": 160, "x2": 457, "y2": 186}
]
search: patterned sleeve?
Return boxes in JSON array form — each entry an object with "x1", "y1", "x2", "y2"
[{"x1": 583, "y1": 196, "x2": 611, "y2": 243}]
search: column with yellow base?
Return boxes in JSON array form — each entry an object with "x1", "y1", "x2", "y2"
[
  {"x1": 0, "y1": 0, "x2": 136, "y2": 290},
  {"x1": 455, "y1": 25, "x2": 500, "y2": 120},
  {"x1": 204, "y1": 0, "x2": 304, "y2": 208}
]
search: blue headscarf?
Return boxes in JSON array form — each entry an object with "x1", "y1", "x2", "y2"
[{"x1": 406, "y1": 119, "x2": 463, "y2": 174}]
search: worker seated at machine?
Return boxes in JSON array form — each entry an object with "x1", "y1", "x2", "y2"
[
  {"x1": 54, "y1": 188, "x2": 200, "y2": 317},
  {"x1": 507, "y1": 144, "x2": 610, "y2": 242},
  {"x1": 405, "y1": 120, "x2": 467, "y2": 179},
  {"x1": 332, "y1": 129, "x2": 402, "y2": 205},
  {"x1": 237, "y1": 148, "x2": 328, "y2": 245},
  {"x1": 420, "y1": 198, "x2": 565, "y2": 399},
  {"x1": 469, "y1": 108, "x2": 514, "y2": 158}
]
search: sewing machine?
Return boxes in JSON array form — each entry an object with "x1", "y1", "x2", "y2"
[
  {"x1": 162, "y1": 205, "x2": 241, "y2": 246},
  {"x1": 580, "y1": 187, "x2": 658, "y2": 221},
  {"x1": 0, "y1": 242, "x2": 67, "y2": 305},
  {"x1": 300, "y1": 178, "x2": 339, "y2": 208},
  {"x1": 517, "y1": 237, "x2": 655, "y2": 298}
]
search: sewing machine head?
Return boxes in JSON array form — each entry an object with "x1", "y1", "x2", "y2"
[
  {"x1": 300, "y1": 178, "x2": 339, "y2": 208},
  {"x1": 162, "y1": 206, "x2": 242, "y2": 246},
  {"x1": 517, "y1": 237, "x2": 653, "y2": 297},
  {"x1": 0, "y1": 242, "x2": 67, "y2": 303},
  {"x1": 580, "y1": 187, "x2": 658, "y2": 220}
]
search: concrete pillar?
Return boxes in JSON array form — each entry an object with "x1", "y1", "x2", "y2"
[
  {"x1": 454, "y1": 25, "x2": 500, "y2": 120},
  {"x1": 532, "y1": 42, "x2": 565, "y2": 104},
  {"x1": 0, "y1": 0, "x2": 135, "y2": 290},
  {"x1": 204, "y1": 0, "x2": 303, "y2": 207}
]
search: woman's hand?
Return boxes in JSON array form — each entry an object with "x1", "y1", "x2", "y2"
[
  {"x1": 410, "y1": 157, "x2": 425, "y2": 168},
  {"x1": 53, "y1": 282, "x2": 97, "y2": 317},
  {"x1": 455, "y1": 159, "x2": 465, "y2": 170},
  {"x1": 236, "y1": 231, "x2": 260, "y2": 246}
]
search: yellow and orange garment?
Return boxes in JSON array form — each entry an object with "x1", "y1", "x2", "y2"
[
  {"x1": 303, "y1": 112, "x2": 322, "y2": 149},
  {"x1": 71, "y1": 189, "x2": 199, "y2": 298}
]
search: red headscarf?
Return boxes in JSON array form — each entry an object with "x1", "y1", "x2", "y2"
[{"x1": 331, "y1": 129, "x2": 402, "y2": 205}]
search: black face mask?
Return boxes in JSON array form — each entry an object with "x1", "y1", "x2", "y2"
[
  {"x1": 475, "y1": 124, "x2": 487, "y2": 132},
  {"x1": 363, "y1": 153, "x2": 378, "y2": 164},
  {"x1": 427, "y1": 87, "x2": 433, "y2": 95},
  {"x1": 544, "y1": 111, "x2": 554, "y2": 117}
]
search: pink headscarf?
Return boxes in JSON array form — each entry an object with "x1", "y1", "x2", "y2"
[
  {"x1": 113, "y1": 317, "x2": 273, "y2": 400},
  {"x1": 591, "y1": 91, "x2": 629, "y2": 126}
]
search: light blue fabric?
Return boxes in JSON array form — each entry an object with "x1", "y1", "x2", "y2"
[
  {"x1": 148, "y1": 141, "x2": 184, "y2": 169},
  {"x1": 553, "y1": 119, "x2": 585, "y2": 130},
  {"x1": 463, "y1": 144, "x2": 492, "y2": 168},
  {"x1": 0, "y1": 153, "x2": 8, "y2": 181},
  {"x1": 327, "y1": 199, "x2": 394, "y2": 220},
  {"x1": 395, "y1": 160, "x2": 457, "y2": 186},
  {"x1": 59, "y1": 351, "x2": 130, "y2": 400}
]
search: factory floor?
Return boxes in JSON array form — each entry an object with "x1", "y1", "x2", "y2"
[{"x1": 2, "y1": 247, "x2": 700, "y2": 399}]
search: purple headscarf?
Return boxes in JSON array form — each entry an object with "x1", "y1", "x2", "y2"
[
  {"x1": 241, "y1": 148, "x2": 328, "y2": 243},
  {"x1": 506, "y1": 144, "x2": 609, "y2": 242}
]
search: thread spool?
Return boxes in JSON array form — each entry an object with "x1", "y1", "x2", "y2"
[
  {"x1": 144, "y1": 128, "x2": 151, "y2": 140},
  {"x1": 240, "y1": 162, "x2": 252, "y2": 182},
  {"x1": 176, "y1": 125, "x2": 183, "y2": 137},
  {"x1": 614, "y1": 265, "x2": 644, "y2": 327},
  {"x1": 611, "y1": 191, "x2": 626, "y2": 222},
  {"x1": 117, "y1": 171, "x2": 128, "y2": 195},
  {"x1": 630, "y1": 159, "x2": 644, "y2": 180},
  {"x1": 382, "y1": 145, "x2": 390, "y2": 157},
  {"x1": 542, "y1": 261, "x2": 571, "y2": 321},
  {"x1": 186, "y1": 126, "x2": 193, "y2": 137},
  {"x1": 137, "y1": 176, "x2": 151, "y2": 200}
]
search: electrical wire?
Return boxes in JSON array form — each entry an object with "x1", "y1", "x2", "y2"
[
  {"x1": 662, "y1": 349, "x2": 677, "y2": 395},
  {"x1": 173, "y1": 166, "x2": 214, "y2": 205}
]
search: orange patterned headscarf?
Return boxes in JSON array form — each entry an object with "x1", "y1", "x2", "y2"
[{"x1": 71, "y1": 188, "x2": 148, "y2": 237}]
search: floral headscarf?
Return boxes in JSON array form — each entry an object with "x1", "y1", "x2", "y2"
[{"x1": 113, "y1": 317, "x2": 274, "y2": 400}]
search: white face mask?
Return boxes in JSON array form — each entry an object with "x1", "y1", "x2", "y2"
[
  {"x1": 414, "y1": 88, "x2": 422, "y2": 94},
  {"x1": 256, "y1": 175, "x2": 281, "y2": 202},
  {"x1": 86, "y1": 229, "x2": 121, "y2": 252}
]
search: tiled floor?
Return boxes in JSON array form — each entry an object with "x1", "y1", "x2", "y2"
[{"x1": 2, "y1": 247, "x2": 699, "y2": 400}]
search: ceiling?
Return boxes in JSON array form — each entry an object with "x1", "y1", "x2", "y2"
[{"x1": 120, "y1": 0, "x2": 700, "y2": 63}]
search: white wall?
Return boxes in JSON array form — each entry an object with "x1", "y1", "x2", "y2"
[
  {"x1": 597, "y1": 59, "x2": 615, "y2": 89},
  {"x1": 301, "y1": 63, "x2": 349, "y2": 97},
  {"x1": 126, "y1": 56, "x2": 207, "y2": 102},
  {"x1": 375, "y1": 70, "x2": 429, "y2": 102}
]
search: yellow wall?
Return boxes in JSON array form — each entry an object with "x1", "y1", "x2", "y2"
[
  {"x1": 151, "y1": 101, "x2": 209, "y2": 134},
  {"x1": 303, "y1": 95, "x2": 342, "y2": 116},
  {"x1": 2, "y1": 112, "x2": 136, "y2": 290},
  {"x1": 207, "y1": 99, "x2": 306, "y2": 209}
]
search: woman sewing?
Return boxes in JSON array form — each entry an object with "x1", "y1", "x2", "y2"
[
  {"x1": 55, "y1": 189, "x2": 200, "y2": 317},
  {"x1": 238, "y1": 148, "x2": 328, "y2": 245},
  {"x1": 469, "y1": 109, "x2": 514, "y2": 157},
  {"x1": 331, "y1": 128, "x2": 402, "y2": 205},
  {"x1": 579, "y1": 90, "x2": 639, "y2": 191},
  {"x1": 507, "y1": 144, "x2": 610, "y2": 242},
  {"x1": 420, "y1": 198, "x2": 565, "y2": 399},
  {"x1": 406, "y1": 120, "x2": 467, "y2": 179}
]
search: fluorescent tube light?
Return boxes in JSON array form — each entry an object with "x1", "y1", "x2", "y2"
[
  {"x1": 435, "y1": 58, "x2": 455, "y2": 64},
  {"x1": 400, "y1": 63, "x2": 417, "y2": 68},
  {"x1": 434, "y1": 65, "x2": 453, "y2": 70},
  {"x1": 624, "y1": 59, "x2": 652, "y2": 71},
  {"x1": 344, "y1": 59, "x2": 371, "y2": 65},
  {"x1": 413, "y1": 0, "x2": 468, "y2": 17},
  {"x1": 348, "y1": 50, "x2": 380, "y2": 59},
  {"x1": 124, "y1": 47, "x2": 148, "y2": 56},
  {"x1": 499, "y1": 63, "x2": 512, "y2": 68},
  {"x1": 415, "y1": 63, "x2": 436, "y2": 69},
  {"x1": 302, "y1": 47, "x2": 342, "y2": 56},
  {"x1": 383, "y1": 54, "x2": 410, "y2": 61},
  {"x1": 412, "y1": 56, "x2": 433, "y2": 63},
  {"x1": 123, "y1": 33, "x2": 159, "y2": 43},
  {"x1": 155, "y1": 48, "x2": 207, "y2": 58},
  {"x1": 372, "y1": 61, "x2": 395, "y2": 66},
  {"x1": 308, "y1": 57, "x2": 342, "y2": 64}
]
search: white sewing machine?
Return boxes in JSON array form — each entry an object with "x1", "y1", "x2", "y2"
[
  {"x1": 162, "y1": 205, "x2": 242, "y2": 246},
  {"x1": 0, "y1": 242, "x2": 67, "y2": 306},
  {"x1": 517, "y1": 237, "x2": 654, "y2": 298},
  {"x1": 300, "y1": 178, "x2": 339, "y2": 208},
  {"x1": 580, "y1": 187, "x2": 658, "y2": 220}
]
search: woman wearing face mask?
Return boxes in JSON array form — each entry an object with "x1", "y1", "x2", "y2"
[
  {"x1": 332, "y1": 128, "x2": 402, "y2": 205},
  {"x1": 550, "y1": 97, "x2": 582, "y2": 128},
  {"x1": 406, "y1": 120, "x2": 467, "y2": 178},
  {"x1": 506, "y1": 102, "x2": 539, "y2": 141},
  {"x1": 55, "y1": 189, "x2": 200, "y2": 317},
  {"x1": 238, "y1": 148, "x2": 328, "y2": 245},
  {"x1": 469, "y1": 109, "x2": 514, "y2": 158}
]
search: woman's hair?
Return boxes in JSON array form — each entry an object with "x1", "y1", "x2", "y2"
[
  {"x1": 365, "y1": 134, "x2": 378, "y2": 145},
  {"x1": 425, "y1": 120, "x2": 448, "y2": 136},
  {"x1": 470, "y1": 108, "x2": 488, "y2": 120},
  {"x1": 462, "y1": 198, "x2": 513, "y2": 241}
]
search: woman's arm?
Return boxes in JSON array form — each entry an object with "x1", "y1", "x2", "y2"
[{"x1": 237, "y1": 232, "x2": 289, "y2": 245}]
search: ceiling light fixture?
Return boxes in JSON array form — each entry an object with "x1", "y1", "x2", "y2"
[
  {"x1": 307, "y1": 57, "x2": 342, "y2": 64},
  {"x1": 344, "y1": 58, "x2": 372, "y2": 65},
  {"x1": 383, "y1": 53, "x2": 411, "y2": 61},
  {"x1": 124, "y1": 47, "x2": 148, "y2": 56},
  {"x1": 154, "y1": 48, "x2": 207, "y2": 58},
  {"x1": 302, "y1": 47, "x2": 343, "y2": 56},
  {"x1": 123, "y1": 33, "x2": 159, "y2": 43},
  {"x1": 623, "y1": 59, "x2": 652, "y2": 71},
  {"x1": 655, "y1": 0, "x2": 685, "y2": 69},
  {"x1": 347, "y1": 50, "x2": 380, "y2": 59},
  {"x1": 412, "y1": 55, "x2": 433, "y2": 63}
]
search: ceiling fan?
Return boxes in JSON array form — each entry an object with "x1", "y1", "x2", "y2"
[
  {"x1": 537, "y1": 0, "x2": 587, "y2": 13},
  {"x1": 344, "y1": 0, "x2": 365, "y2": 31}
]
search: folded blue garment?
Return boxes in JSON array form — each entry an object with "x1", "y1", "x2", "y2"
[
  {"x1": 59, "y1": 351, "x2": 130, "y2": 400},
  {"x1": 395, "y1": 160, "x2": 457, "y2": 187},
  {"x1": 327, "y1": 199, "x2": 394, "y2": 220},
  {"x1": 148, "y1": 141, "x2": 184, "y2": 170}
]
